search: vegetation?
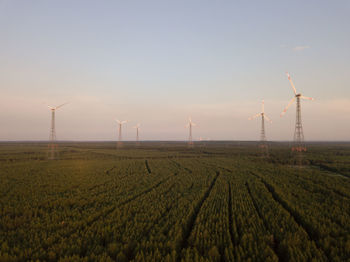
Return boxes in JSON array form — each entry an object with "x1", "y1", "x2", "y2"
[{"x1": 0, "y1": 142, "x2": 349, "y2": 261}]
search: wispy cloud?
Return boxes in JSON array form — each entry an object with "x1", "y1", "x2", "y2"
[
  {"x1": 292, "y1": 45, "x2": 310, "y2": 51},
  {"x1": 280, "y1": 45, "x2": 311, "y2": 51}
]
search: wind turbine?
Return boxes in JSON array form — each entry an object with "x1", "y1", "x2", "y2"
[
  {"x1": 249, "y1": 100, "x2": 272, "y2": 156},
  {"x1": 116, "y1": 119, "x2": 127, "y2": 148},
  {"x1": 186, "y1": 117, "x2": 196, "y2": 148},
  {"x1": 47, "y1": 102, "x2": 69, "y2": 160},
  {"x1": 134, "y1": 123, "x2": 141, "y2": 146},
  {"x1": 281, "y1": 72, "x2": 314, "y2": 152}
]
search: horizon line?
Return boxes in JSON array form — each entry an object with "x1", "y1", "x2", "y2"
[{"x1": 0, "y1": 140, "x2": 349, "y2": 143}]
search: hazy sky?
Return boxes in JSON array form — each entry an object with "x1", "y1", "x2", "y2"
[{"x1": 0, "y1": 0, "x2": 349, "y2": 141}]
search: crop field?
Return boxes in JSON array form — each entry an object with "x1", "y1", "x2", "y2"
[{"x1": 0, "y1": 142, "x2": 349, "y2": 262}]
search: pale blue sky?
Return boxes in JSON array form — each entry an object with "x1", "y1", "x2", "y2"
[{"x1": 0, "y1": 0, "x2": 349, "y2": 140}]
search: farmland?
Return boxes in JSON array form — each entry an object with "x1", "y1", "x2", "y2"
[{"x1": 0, "y1": 142, "x2": 349, "y2": 261}]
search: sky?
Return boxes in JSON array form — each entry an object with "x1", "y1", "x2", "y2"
[{"x1": 0, "y1": 0, "x2": 349, "y2": 141}]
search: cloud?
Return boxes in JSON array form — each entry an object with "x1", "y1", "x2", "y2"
[{"x1": 292, "y1": 46, "x2": 310, "y2": 51}]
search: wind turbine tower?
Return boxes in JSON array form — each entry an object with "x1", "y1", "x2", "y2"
[
  {"x1": 281, "y1": 72, "x2": 314, "y2": 155},
  {"x1": 134, "y1": 123, "x2": 141, "y2": 146},
  {"x1": 249, "y1": 100, "x2": 272, "y2": 156},
  {"x1": 47, "y1": 103, "x2": 68, "y2": 160},
  {"x1": 116, "y1": 120, "x2": 127, "y2": 148},
  {"x1": 186, "y1": 117, "x2": 196, "y2": 148}
]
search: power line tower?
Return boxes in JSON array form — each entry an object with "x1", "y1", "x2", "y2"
[
  {"x1": 249, "y1": 100, "x2": 271, "y2": 157},
  {"x1": 47, "y1": 103, "x2": 68, "y2": 160},
  {"x1": 186, "y1": 117, "x2": 196, "y2": 148}
]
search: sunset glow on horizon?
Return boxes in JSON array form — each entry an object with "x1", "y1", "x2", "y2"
[{"x1": 0, "y1": 1, "x2": 349, "y2": 141}]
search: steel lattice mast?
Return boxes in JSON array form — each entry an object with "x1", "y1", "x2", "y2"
[
  {"x1": 260, "y1": 114, "x2": 266, "y2": 142},
  {"x1": 260, "y1": 114, "x2": 269, "y2": 155},
  {"x1": 293, "y1": 95, "x2": 306, "y2": 152},
  {"x1": 48, "y1": 108, "x2": 57, "y2": 159},
  {"x1": 134, "y1": 124, "x2": 140, "y2": 146},
  {"x1": 186, "y1": 117, "x2": 196, "y2": 148},
  {"x1": 47, "y1": 103, "x2": 68, "y2": 160},
  {"x1": 281, "y1": 72, "x2": 313, "y2": 163},
  {"x1": 116, "y1": 120, "x2": 127, "y2": 148},
  {"x1": 249, "y1": 100, "x2": 271, "y2": 156},
  {"x1": 136, "y1": 127, "x2": 139, "y2": 142}
]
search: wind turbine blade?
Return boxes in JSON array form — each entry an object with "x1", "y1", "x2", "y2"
[
  {"x1": 115, "y1": 119, "x2": 121, "y2": 124},
  {"x1": 286, "y1": 72, "x2": 297, "y2": 95},
  {"x1": 280, "y1": 97, "x2": 296, "y2": 117},
  {"x1": 248, "y1": 113, "x2": 260, "y2": 120},
  {"x1": 47, "y1": 106, "x2": 54, "y2": 110},
  {"x1": 121, "y1": 120, "x2": 127, "y2": 124},
  {"x1": 264, "y1": 115, "x2": 272, "y2": 123},
  {"x1": 56, "y1": 102, "x2": 69, "y2": 109},
  {"x1": 301, "y1": 96, "x2": 314, "y2": 101}
]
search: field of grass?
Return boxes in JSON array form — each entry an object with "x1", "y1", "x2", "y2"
[{"x1": 0, "y1": 142, "x2": 349, "y2": 261}]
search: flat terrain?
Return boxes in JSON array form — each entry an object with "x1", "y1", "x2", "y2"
[{"x1": 0, "y1": 142, "x2": 349, "y2": 261}]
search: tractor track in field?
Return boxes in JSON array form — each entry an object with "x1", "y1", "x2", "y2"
[
  {"x1": 150, "y1": 177, "x2": 204, "y2": 240},
  {"x1": 310, "y1": 162, "x2": 349, "y2": 179},
  {"x1": 80, "y1": 161, "x2": 151, "y2": 202},
  {"x1": 84, "y1": 174, "x2": 174, "y2": 226},
  {"x1": 227, "y1": 183, "x2": 237, "y2": 246},
  {"x1": 104, "y1": 165, "x2": 116, "y2": 175},
  {"x1": 176, "y1": 171, "x2": 220, "y2": 262},
  {"x1": 145, "y1": 160, "x2": 152, "y2": 174},
  {"x1": 32, "y1": 163, "x2": 151, "y2": 230},
  {"x1": 79, "y1": 150, "x2": 218, "y2": 161},
  {"x1": 66, "y1": 171, "x2": 142, "y2": 210},
  {"x1": 58, "y1": 166, "x2": 142, "y2": 205},
  {"x1": 128, "y1": 179, "x2": 189, "y2": 261},
  {"x1": 41, "y1": 172, "x2": 177, "y2": 253},
  {"x1": 170, "y1": 160, "x2": 193, "y2": 173},
  {"x1": 245, "y1": 181, "x2": 281, "y2": 261},
  {"x1": 196, "y1": 159, "x2": 234, "y2": 174},
  {"x1": 98, "y1": 180, "x2": 179, "y2": 257},
  {"x1": 288, "y1": 171, "x2": 350, "y2": 200},
  {"x1": 245, "y1": 182, "x2": 269, "y2": 229},
  {"x1": 249, "y1": 172, "x2": 330, "y2": 261}
]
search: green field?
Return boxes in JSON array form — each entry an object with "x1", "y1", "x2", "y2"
[{"x1": 0, "y1": 142, "x2": 349, "y2": 262}]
